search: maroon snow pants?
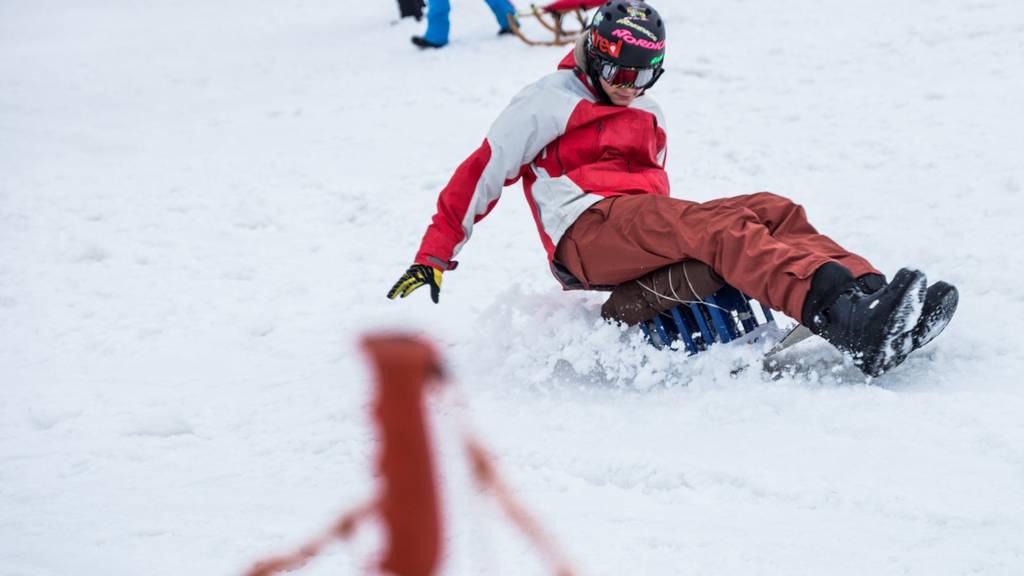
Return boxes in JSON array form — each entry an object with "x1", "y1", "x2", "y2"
[{"x1": 553, "y1": 192, "x2": 881, "y2": 321}]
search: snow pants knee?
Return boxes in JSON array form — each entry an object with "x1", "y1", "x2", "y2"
[{"x1": 553, "y1": 192, "x2": 881, "y2": 321}]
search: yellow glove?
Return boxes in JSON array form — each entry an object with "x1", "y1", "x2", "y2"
[{"x1": 387, "y1": 264, "x2": 443, "y2": 303}]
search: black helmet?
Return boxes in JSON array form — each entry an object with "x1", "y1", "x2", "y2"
[{"x1": 584, "y1": 0, "x2": 666, "y2": 91}]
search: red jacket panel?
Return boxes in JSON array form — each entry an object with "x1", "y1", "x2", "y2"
[{"x1": 414, "y1": 51, "x2": 668, "y2": 288}]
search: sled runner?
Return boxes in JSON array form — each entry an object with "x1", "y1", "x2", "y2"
[
  {"x1": 506, "y1": 0, "x2": 605, "y2": 46},
  {"x1": 639, "y1": 284, "x2": 785, "y2": 354}
]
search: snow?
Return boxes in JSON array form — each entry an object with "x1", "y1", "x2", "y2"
[{"x1": 2, "y1": 0, "x2": 1023, "y2": 574}]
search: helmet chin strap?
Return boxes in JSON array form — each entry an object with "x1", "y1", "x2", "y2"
[
  {"x1": 570, "y1": 29, "x2": 608, "y2": 105},
  {"x1": 589, "y1": 71, "x2": 614, "y2": 104},
  {"x1": 579, "y1": 48, "x2": 614, "y2": 105}
]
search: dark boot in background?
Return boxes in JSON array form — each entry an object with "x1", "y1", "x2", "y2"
[{"x1": 411, "y1": 36, "x2": 445, "y2": 48}]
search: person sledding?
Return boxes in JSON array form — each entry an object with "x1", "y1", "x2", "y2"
[{"x1": 388, "y1": 0, "x2": 957, "y2": 377}]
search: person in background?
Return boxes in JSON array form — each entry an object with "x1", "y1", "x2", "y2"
[
  {"x1": 390, "y1": 0, "x2": 958, "y2": 377},
  {"x1": 412, "y1": 0, "x2": 517, "y2": 48}
]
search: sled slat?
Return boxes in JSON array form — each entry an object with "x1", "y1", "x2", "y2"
[
  {"x1": 704, "y1": 295, "x2": 735, "y2": 343},
  {"x1": 670, "y1": 307, "x2": 699, "y2": 355},
  {"x1": 650, "y1": 315, "x2": 671, "y2": 348},
  {"x1": 688, "y1": 303, "x2": 714, "y2": 348}
]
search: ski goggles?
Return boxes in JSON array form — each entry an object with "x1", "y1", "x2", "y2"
[{"x1": 596, "y1": 60, "x2": 664, "y2": 90}]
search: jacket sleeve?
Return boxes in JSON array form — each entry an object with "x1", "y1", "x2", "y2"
[{"x1": 414, "y1": 77, "x2": 573, "y2": 270}]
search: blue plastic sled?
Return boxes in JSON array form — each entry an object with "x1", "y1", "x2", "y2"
[{"x1": 639, "y1": 284, "x2": 780, "y2": 354}]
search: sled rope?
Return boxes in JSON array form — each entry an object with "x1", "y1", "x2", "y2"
[
  {"x1": 243, "y1": 335, "x2": 574, "y2": 576},
  {"x1": 243, "y1": 501, "x2": 376, "y2": 576},
  {"x1": 244, "y1": 335, "x2": 444, "y2": 576},
  {"x1": 681, "y1": 261, "x2": 702, "y2": 305},
  {"x1": 446, "y1": 387, "x2": 576, "y2": 576}
]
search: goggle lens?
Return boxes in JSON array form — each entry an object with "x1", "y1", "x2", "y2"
[{"x1": 600, "y1": 62, "x2": 659, "y2": 89}]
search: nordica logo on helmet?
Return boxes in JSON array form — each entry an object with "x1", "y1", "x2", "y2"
[
  {"x1": 610, "y1": 28, "x2": 665, "y2": 51},
  {"x1": 590, "y1": 28, "x2": 623, "y2": 58}
]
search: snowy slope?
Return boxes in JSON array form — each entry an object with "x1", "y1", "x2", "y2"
[{"x1": 2, "y1": 0, "x2": 1023, "y2": 574}]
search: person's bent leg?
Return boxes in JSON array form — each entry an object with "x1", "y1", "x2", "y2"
[
  {"x1": 556, "y1": 195, "x2": 835, "y2": 321},
  {"x1": 726, "y1": 192, "x2": 880, "y2": 279},
  {"x1": 557, "y1": 194, "x2": 934, "y2": 376},
  {"x1": 670, "y1": 196, "x2": 837, "y2": 320},
  {"x1": 735, "y1": 192, "x2": 889, "y2": 294}
]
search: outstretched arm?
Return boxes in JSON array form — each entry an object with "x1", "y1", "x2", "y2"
[{"x1": 390, "y1": 73, "x2": 578, "y2": 302}]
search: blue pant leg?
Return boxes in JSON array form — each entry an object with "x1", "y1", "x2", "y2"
[
  {"x1": 424, "y1": 0, "x2": 451, "y2": 44},
  {"x1": 483, "y1": 0, "x2": 516, "y2": 30}
]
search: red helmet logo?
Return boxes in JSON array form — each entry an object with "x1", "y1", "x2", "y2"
[{"x1": 590, "y1": 28, "x2": 623, "y2": 58}]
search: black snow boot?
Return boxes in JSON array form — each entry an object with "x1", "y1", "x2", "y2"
[
  {"x1": 411, "y1": 35, "x2": 445, "y2": 49},
  {"x1": 804, "y1": 265, "x2": 927, "y2": 377},
  {"x1": 853, "y1": 274, "x2": 959, "y2": 353},
  {"x1": 854, "y1": 273, "x2": 886, "y2": 294},
  {"x1": 909, "y1": 281, "x2": 959, "y2": 350}
]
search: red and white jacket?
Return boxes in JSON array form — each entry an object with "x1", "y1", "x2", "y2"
[{"x1": 414, "y1": 51, "x2": 669, "y2": 289}]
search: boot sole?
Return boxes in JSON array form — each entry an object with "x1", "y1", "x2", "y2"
[
  {"x1": 911, "y1": 282, "x2": 958, "y2": 350},
  {"x1": 865, "y1": 270, "x2": 927, "y2": 377}
]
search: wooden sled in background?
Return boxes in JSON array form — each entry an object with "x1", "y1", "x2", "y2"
[{"x1": 506, "y1": 0, "x2": 605, "y2": 46}]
